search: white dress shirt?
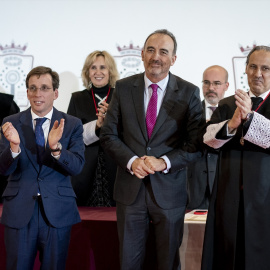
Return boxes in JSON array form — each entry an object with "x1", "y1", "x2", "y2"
[
  {"x1": 204, "y1": 100, "x2": 218, "y2": 121},
  {"x1": 12, "y1": 108, "x2": 60, "y2": 160}
]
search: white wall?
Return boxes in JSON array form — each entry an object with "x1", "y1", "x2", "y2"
[{"x1": 1, "y1": 0, "x2": 270, "y2": 112}]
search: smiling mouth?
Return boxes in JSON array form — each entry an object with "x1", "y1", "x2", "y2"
[
  {"x1": 95, "y1": 77, "x2": 104, "y2": 80},
  {"x1": 34, "y1": 101, "x2": 43, "y2": 104}
]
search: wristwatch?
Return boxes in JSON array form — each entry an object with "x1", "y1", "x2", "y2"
[
  {"x1": 245, "y1": 111, "x2": 253, "y2": 121},
  {"x1": 50, "y1": 142, "x2": 62, "y2": 152}
]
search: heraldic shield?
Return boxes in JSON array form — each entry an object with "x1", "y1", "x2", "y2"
[{"x1": 0, "y1": 42, "x2": 34, "y2": 110}]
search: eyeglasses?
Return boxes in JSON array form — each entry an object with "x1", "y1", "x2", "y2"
[
  {"x1": 202, "y1": 80, "x2": 226, "y2": 89},
  {"x1": 28, "y1": 85, "x2": 52, "y2": 93}
]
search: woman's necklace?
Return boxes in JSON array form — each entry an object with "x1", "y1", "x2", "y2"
[{"x1": 91, "y1": 87, "x2": 111, "y2": 114}]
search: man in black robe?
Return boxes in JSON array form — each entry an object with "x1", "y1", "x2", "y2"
[
  {"x1": 0, "y1": 93, "x2": 19, "y2": 202},
  {"x1": 202, "y1": 46, "x2": 270, "y2": 270}
]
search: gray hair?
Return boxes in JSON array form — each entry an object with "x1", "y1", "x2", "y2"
[
  {"x1": 246, "y1": 45, "x2": 270, "y2": 65},
  {"x1": 143, "y1": 29, "x2": 177, "y2": 56}
]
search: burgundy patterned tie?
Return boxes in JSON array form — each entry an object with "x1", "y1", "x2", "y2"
[
  {"x1": 146, "y1": 84, "x2": 158, "y2": 138},
  {"x1": 208, "y1": 106, "x2": 217, "y2": 112}
]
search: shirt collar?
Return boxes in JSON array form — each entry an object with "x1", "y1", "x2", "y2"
[
  {"x1": 31, "y1": 108, "x2": 53, "y2": 121},
  {"x1": 144, "y1": 74, "x2": 169, "y2": 92},
  {"x1": 204, "y1": 99, "x2": 218, "y2": 109},
  {"x1": 249, "y1": 89, "x2": 270, "y2": 100}
]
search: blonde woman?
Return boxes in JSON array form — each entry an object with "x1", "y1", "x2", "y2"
[{"x1": 67, "y1": 50, "x2": 119, "y2": 206}]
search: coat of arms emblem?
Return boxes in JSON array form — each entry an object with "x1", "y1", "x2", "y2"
[
  {"x1": 0, "y1": 42, "x2": 34, "y2": 110},
  {"x1": 114, "y1": 42, "x2": 144, "y2": 78},
  {"x1": 232, "y1": 43, "x2": 256, "y2": 91}
]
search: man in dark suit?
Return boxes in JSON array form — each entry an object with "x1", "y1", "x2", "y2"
[
  {"x1": 187, "y1": 65, "x2": 229, "y2": 209},
  {"x1": 202, "y1": 46, "x2": 270, "y2": 270},
  {"x1": 100, "y1": 29, "x2": 203, "y2": 269},
  {"x1": 0, "y1": 66, "x2": 85, "y2": 270},
  {"x1": 0, "y1": 93, "x2": 20, "y2": 202}
]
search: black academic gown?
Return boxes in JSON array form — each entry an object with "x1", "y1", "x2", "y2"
[
  {"x1": 67, "y1": 87, "x2": 117, "y2": 206},
  {"x1": 201, "y1": 94, "x2": 270, "y2": 270},
  {"x1": 0, "y1": 93, "x2": 20, "y2": 202}
]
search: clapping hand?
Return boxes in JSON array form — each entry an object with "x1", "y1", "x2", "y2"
[
  {"x1": 1, "y1": 122, "x2": 20, "y2": 153},
  {"x1": 48, "y1": 119, "x2": 65, "y2": 149}
]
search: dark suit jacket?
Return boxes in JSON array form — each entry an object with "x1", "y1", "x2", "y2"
[
  {"x1": 100, "y1": 73, "x2": 203, "y2": 209},
  {"x1": 0, "y1": 93, "x2": 19, "y2": 124},
  {"x1": 0, "y1": 93, "x2": 20, "y2": 202},
  {"x1": 187, "y1": 100, "x2": 218, "y2": 209},
  {"x1": 0, "y1": 107, "x2": 85, "y2": 229}
]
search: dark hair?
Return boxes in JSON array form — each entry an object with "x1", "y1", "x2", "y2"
[
  {"x1": 26, "y1": 66, "x2": 59, "y2": 90},
  {"x1": 246, "y1": 45, "x2": 270, "y2": 65},
  {"x1": 143, "y1": 29, "x2": 177, "y2": 56}
]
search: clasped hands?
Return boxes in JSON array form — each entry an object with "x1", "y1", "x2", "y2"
[
  {"x1": 131, "y1": 156, "x2": 167, "y2": 179},
  {"x1": 228, "y1": 89, "x2": 252, "y2": 133}
]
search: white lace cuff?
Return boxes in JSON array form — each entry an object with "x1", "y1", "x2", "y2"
[
  {"x1": 244, "y1": 112, "x2": 270, "y2": 149},
  {"x1": 83, "y1": 120, "x2": 99, "y2": 145},
  {"x1": 203, "y1": 120, "x2": 232, "y2": 149}
]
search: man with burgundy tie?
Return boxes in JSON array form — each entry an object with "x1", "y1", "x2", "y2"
[
  {"x1": 201, "y1": 46, "x2": 270, "y2": 270},
  {"x1": 0, "y1": 66, "x2": 85, "y2": 269},
  {"x1": 187, "y1": 65, "x2": 229, "y2": 210},
  {"x1": 100, "y1": 29, "x2": 203, "y2": 269}
]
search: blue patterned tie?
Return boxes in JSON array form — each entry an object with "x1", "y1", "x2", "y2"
[{"x1": 35, "y1": 118, "x2": 47, "y2": 166}]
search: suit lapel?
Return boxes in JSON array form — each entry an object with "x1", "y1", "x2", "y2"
[
  {"x1": 202, "y1": 100, "x2": 206, "y2": 118},
  {"x1": 17, "y1": 108, "x2": 39, "y2": 173},
  {"x1": 150, "y1": 73, "x2": 179, "y2": 140},
  {"x1": 132, "y1": 74, "x2": 148, "y2": 141}
]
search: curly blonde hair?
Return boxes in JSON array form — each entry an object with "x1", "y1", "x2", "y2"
[{"x1": 81, "y1": 50, "x2": 119, "y2": 89}]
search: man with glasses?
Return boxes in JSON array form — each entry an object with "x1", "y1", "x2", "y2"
[
  {"x1": 187, "y1": 65, "x2": 229, "y2": 210},
  {"x1": 0, "y1": 66, "x2": 85, "y2": 269},
  {"x1": 202, "y1": 46, "x2": 270, "y2": 270}
]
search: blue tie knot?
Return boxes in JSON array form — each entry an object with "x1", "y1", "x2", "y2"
[{"x1": 35, "y1": 118, "x2": 47, "y2": 127}]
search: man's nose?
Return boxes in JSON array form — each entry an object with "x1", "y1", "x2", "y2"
[
  {"x1": 254, "y1": 68, "x2": 262, "y2": 78},
  {"x1": 209, "y1": 83, "x2": 215, "y2": 90},
  {"x1": 34, "y1": 88, "x2": 42, "y2": 95},
  {"x1": 151, "y1": 51, "x2": 160, "y2": 59}
]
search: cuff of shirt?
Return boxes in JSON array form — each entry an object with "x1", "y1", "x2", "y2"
[
  {"x1": 161, "y1": 155, "x2": 171, "y2": 173},
  {"x1": 83, "y1": 120, "x2": 99, "y2": 145},
  {"x1": 11, "y1": 147, "x2": 21, "y2": 158},
  {"x1": 226, "y1": 123, "x2": 237, "y2": 136},
  {"x1": 127, "y1": 156, "x2": 139, "y2": 175},
  {"x1": 51, "y1": 153, "x2": 60, "y2": 160}
]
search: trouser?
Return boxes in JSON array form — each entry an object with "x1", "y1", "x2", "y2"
[
  {"x1": 4, "y1": 196, "x2": 72, "y2": 270},
  {"x1": 117, "y1": 177, "x2": 186, "y2": 270}
]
